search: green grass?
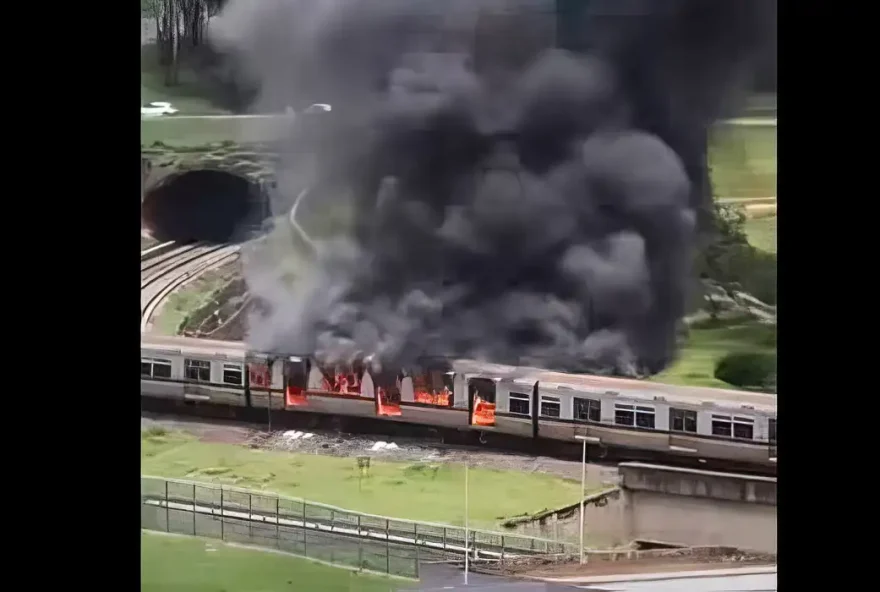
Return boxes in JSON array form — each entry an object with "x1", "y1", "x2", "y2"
[
  {"x1": 155, "y1": 268, "x2": 234, "y2": 335},
  {"x1": 141, "y1": 430, "x2": 587, "y2": 530},
  {"x1": 142, "y1": 531, "x2": 397, "y2": 592},
  {"x1": 653, "y1": 321, "x2": 776, "y2": 389},
  {"x1": 744, "y1": 214, "x2": 777, "y2": 254},
  {"x1": 709, "y1": 125, "x2": 776, "y2": 198}
]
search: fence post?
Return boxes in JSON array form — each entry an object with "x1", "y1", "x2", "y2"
[
  {"x1": 415, "y1": 530, "x2": 420, "y2": 568},
  {"x1": 330, "y1": 510, "x2": 335, "y2": 532},
  {"x1": 386, "y1": 519, "x2": 391, "y2": 575},
  {"x1": 442, "y1": 527, "x2": 447, "y2": 551},
  {"x1": 220, "y1": 488, "x2": 225, "y2": 541},
  {"x1": 164, "y1": 479, "x2": 169, "y2": 533},
  {"x1": 358, "y1": 536, "x2": 363, "y2": 571},
  {"x1": 303, "y1": 502, "x2": 307, "y2": 556},
  {"x1": 275, "y1": 496, "x2": 280, "y2": 548},
  {"x1": 248, "y1": 492, "x2": 253, "y2": 541},
  {"x1": 192, "y1": 484, "x2": 197, "y2": 536},
  {"x1": 501, "y1": 536, "x2": 505, "y2": 565}
]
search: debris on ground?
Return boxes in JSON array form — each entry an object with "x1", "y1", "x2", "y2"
[{"x1": 141, "y1": 415, "x2": 618, "y2": 484}]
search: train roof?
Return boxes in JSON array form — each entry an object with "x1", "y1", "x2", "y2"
[
  {"x1": 142, "y1": 334, "x2": 247, "y2": 357},
  {"x1": 141, "y1": 335, "x2": 777, "y2": 412}
]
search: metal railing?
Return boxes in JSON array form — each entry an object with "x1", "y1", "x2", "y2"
[{"x1": 141, "y1": 476, "x2": 574, "y2": 579}]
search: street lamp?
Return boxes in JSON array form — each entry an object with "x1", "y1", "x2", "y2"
[{"x1": 574, "y1": 435, "x2": 600, "y2": 564}]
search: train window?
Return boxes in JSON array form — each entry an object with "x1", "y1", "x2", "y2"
[
  {"x1": 540, "y1": 396, "x2": 561, "y2": 418},
  {"x1": 614, "y1": 404, "x2": 635, "y2": 426},
  {"x1": 711, "y1": 414, "x2": 733, "y2": 437},
  {"x1": 711, "y1": 414, "x2": 755, "y2": 440},
  {"x1": 615, "y1": 404, "x2": 655, "y2": 428},
  {"x1": 768, "y1": 418, "x2": 777, "y2": 444},
  {"x1": 733, "y1": 416, "x2": 755, "y2": 440},
  {"x1": 669, "y1": 408, "x2": 697, "y2": 433},
  {"x1": 508, "y1": 392, "x2": 531, "y2": 416},
  {"x1": 184, "y1": 359, "x2": 211, "y2": 382},
  {"x1": 153, "y1": 360, "x2": 172, "y2": 379},
  {"x1": 635, "y1": 406, "x2": 656, "y2": 429},
  {"x1": 573, "y1": 398, "x2": 600, "y2": 423},
  {"x1": 141, "y1": 358, "x2": 172, "y2": 379},
  {"x1": 222, "y1": 363, "x2": 243, "y2": 386}
]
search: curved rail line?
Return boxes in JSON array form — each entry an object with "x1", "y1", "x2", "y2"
[{"x1": 140, "y1": 243, "x2": 241, "y2": 333}]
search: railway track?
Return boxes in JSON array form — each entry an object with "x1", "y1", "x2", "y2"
[
  {"x1": 141, "y1": 399, "x2": 776, "y2": 478},
  {"x1": 140, "y1": 242, "x2": 241, "y2": 333}
]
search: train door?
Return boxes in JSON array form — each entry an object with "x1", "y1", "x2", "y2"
[
  {"x1": 468, "y1": 377, "x2": 498, "y2": 427},
  {"x1": 284, "y1": 356, "x2": 310, "y2": 407},
  {"x1": 246, "y1": 354, "x2": 272, "y2": 407},
  {"x1": 373, "y1": 369, "x2": 403, "y2": 417}
]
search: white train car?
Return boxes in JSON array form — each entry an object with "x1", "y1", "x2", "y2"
[
  {"x1": 141, "y1": 336, "x2": 250, "y2": 407},
  {"x1": 466, "y1": 364, "x2": 776, "y2": 466},
  {"x1": 140, "y1": 335, "x2": 777, "y2": 468}
]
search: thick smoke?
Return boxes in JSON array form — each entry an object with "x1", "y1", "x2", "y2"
[{"x1": 212, "y1": 0, "x2": 772, "y2": 376}]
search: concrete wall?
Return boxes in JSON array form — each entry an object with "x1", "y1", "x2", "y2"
[
  {"x1": 503, "y1": 463, "x2": 776, "y2": 554},
  {"x1": 618, "y1": 463, "x2": 776, "y2": 553},
  {"x1": 623, "y1": 489, "x2": 776, "y2": 552},
  {"x1": 503, "y1": 488, "x2": 627, "y2": 548}
]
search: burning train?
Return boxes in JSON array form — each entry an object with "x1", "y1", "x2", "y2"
[{"x1": 141, "y1": 334, "x2": 777, "y2": 472}]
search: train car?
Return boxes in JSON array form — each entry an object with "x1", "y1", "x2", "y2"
[
  {"x1": 140, "y1": 335, "x2": 777, "y2": 469},
  {"x1": 461, "y1": 365, "x2": 776, "y2": 466},
  {"x1": 141, "y1": 335, "x2": 249, "y2": 407}
]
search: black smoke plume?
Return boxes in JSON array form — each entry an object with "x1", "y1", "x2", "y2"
[{"x1": 212, "y1": 0, "x2": 773, "y2": 376}]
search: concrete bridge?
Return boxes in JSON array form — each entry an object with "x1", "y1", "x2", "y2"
[{"x1": 503, "y1": 463, "x2": 776, "y2": 554}]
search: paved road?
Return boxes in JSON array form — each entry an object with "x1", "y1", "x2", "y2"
[
  {"x1": 574, "y1": 569, "x2": 776, "y2": 592},
  {"x1": 405, "y1": 563, "x2": 580, "y2": 590}
]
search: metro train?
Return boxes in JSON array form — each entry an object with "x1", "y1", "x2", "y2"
[{"x1": 141, "y1": 334, "x2": 777, "y2": 470}]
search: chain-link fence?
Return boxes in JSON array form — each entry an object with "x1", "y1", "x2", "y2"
[{"x1": 142, "y1": 476, "x2": 574, "y2": 579}]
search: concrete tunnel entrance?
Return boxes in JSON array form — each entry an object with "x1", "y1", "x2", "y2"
[{"x1": 142, "y1": 169, "x2": 265, "y2": 243}]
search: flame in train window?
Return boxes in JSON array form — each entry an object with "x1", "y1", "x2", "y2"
[
  {"x1": 249, "y1": 364, "x2": 271, "y2": 388},
  {"x1": 314, "y1": 361, "x2": 364, "y2": 395},
  {"x1": 412, "y1": 370, "x2": 453, "y2": 406}
]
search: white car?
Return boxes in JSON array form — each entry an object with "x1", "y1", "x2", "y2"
[
  {"x1": 303, "y1": 103, "x2": 331, "y2": 114},
  {"x1": 141, "y1": 101, "x2": 179, "y2": 117}
]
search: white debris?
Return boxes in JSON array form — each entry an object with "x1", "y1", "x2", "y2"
[
  {"x1": 282, "y1": 430, "x2": 315, "y2": 441},
  {"x1": 370, "y1": 441, "x2": 399, "y2": 451}
]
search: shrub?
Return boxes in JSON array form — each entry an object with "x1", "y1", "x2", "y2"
[{"x1": 714, "y1": 351, "x2": 777, "y2": 390}]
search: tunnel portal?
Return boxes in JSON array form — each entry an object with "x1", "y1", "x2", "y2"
[{"x1": 142, "y1": 169, "x2": 265, "y2": 243}]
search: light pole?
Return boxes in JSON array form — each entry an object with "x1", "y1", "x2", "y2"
[
  {"x1": 464, "y1": 460, "x2": 469, "y2": 585},
  {"x1": 574, "y1": 435, "x2": 600, "y2": 564}
]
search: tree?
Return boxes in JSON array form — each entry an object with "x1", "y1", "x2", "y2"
[
  {"x1": 714, "y1": 351, "x2": 776, "y2": 391},
  {"x1": 143, "y1": 0, "x2": 225, "y2": 87},
  {"x1": 695, "y1": 202, "x2": 776, "y2": 312}
]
